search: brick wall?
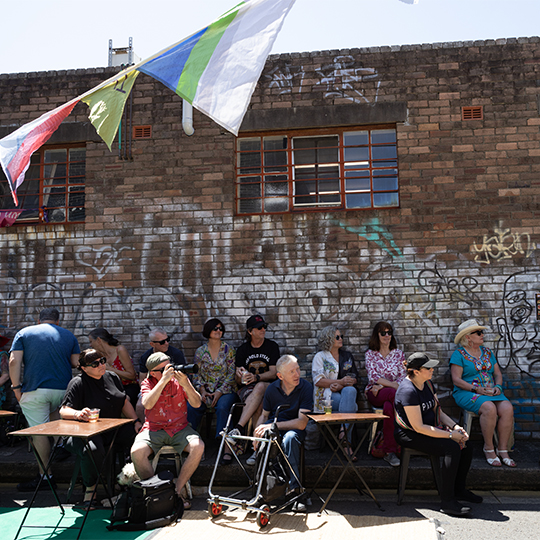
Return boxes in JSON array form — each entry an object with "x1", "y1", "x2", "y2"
[{"x1": 1, "y1": 38, "x2": 540, "y2": 436}]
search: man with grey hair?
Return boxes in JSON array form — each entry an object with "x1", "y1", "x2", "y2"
[
  {"x1": 131, "y1": 352, "x2": 204, "y2": 509},
  {"x1": 9, "y1": 307, "x2": 80, "y2": 491},
  {"x1": 137, "y1": 328, "x2": 186, "y2": 381},
  {"x1": 253, "y1": 354, "x2": 313, "y2": 512}
]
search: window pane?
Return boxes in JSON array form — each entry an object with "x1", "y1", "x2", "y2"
[
  {"x1": 238, "y1": 151, "x2": 261, "y2": 174},
  {"x1": 44, "y1": 149, "x2": 67, "y2": 163},
  {"x1": 238, "y1": 175, "x2": 260, "y2": 184},
  {"x1": 264, "y1": 137, "x2": 287, "y2": 151},
  {"x1": 372, "y1": 145, "x2": 397, "y2": 160},
  {"x1": 344, "y1": 146, "x2": 369, "y2": 162},
  {"x1": 238, "y1": 183, "x2": 261, "y2": 199},
  {"x1": 69, "y1": 206, "x2": 85, "y2": 221},
  {"x1": 238, "y1": 138, "x2": 260, "y2": 152},
  {"x1": 373, "y1": 192, "x2": 399, "y2": 207},
  {"x1": 69, "y1": 148, "x2": 86, "y2": 161},
  {"x1": 346, "y1": 193, "x2": 371, "y2": 208},
  {"x1": 319, "y1": 179, "x2": 339, "y2": 194},
  {"x1": 371, "y1": 129, "x2": 396, "y2": 144},
  {"x1": 345, "y1": 176, "x2": 370, "y2": 191},
  {"x1": 238, "y1": 198, "x2": 262, "y2": 214},
  {"x1": 48, "y1": 208, "x2": 66, "y2": 222},
  {"x1": 69, "y1": 161, "x2": 86, "y2": 178},
  {"x1": 344, "y1": 131, "x2": 369, "y2": 146},
  {"x1": 372, "y1": 160, "x2": 397, "y2": 168},
  {"x1": 264, "y1": 197, "x2": 288, "y2": 212},
  {"x1": 264, "y1": 176, "x2": 288, "y2": 196},
  {"x1": 294, "y1": 195, "x2": 317, "y2": 207}
]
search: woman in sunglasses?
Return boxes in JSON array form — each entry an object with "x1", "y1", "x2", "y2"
[
  {"x1": 365, "y1": 321, "x2": 406, "y2": 467},
  {"x1": 187, "y1": 318, "x2": 238, "y2": 464},
  {"x1": 60, "y1": 349, "x2": 141, "y2": 508},
  {"x1": 312, "y1": 326, "x2": 359, "y2": 459},
  {"x1": 450, "y1": 319, "x2": 516, "y2": 467},
  {"x1": 88, "y1": 328, "x2": 139, "y2": 408}
]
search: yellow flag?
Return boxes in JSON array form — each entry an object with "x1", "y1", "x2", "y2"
[{"x1": 82, "y1": 70, "x2": 139, "y2": 150}]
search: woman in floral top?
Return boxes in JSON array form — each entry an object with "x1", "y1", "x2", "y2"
[
  {"x1": 187, "y1": 318, "x2": 238, "y2": 464},
  {"x1": 365, "y1": 321, "x2": 406, "y2": 467}
]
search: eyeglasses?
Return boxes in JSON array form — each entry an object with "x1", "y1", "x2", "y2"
[
  {"x1": 151, "y1": 337, "x2": 171, "y2": 345},
  {"x1": 471, "y1": 330, "x2": 484, "y2": 336},
  {"x1": 85, "y1": 357, "x2": 107, "y2": 369},
  {"x1": 213, "y1": 326, "x2": 224, "y2": 332},
  {"x1": 379, "y1": 331, "x2": 392, "y2": 336},
  {"x1": 335, "y1": 335, "x2": 343, "y2": 340}
]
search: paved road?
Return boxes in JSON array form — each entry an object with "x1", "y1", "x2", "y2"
[{"x1": 2, "y1": 485, "x2": 539, "y2": 540}]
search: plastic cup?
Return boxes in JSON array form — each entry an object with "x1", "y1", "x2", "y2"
[
  {"x1": 88, "y1": 408, "x2": 100, "y2": 422},
  {"x1": 324, "y1": 399, "x2": 332, "y2": 414}
]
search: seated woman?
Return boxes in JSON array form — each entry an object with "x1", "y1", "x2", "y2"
[
  {"x1": 187, "y1": 318, "x2": 238, "y2": 464},
  {"x1": 89, "y1": 328, "x2": 139, "y2": 408},
  {"x1": 450, "y1": 319, "x2": 516, "y2": 467},
  {"x1": 312, "y1": 326, "x2": 359, "y2": 458},
  {"x1": 365, "y1": 321, "x2": 406, "y2": 467},
  {"x1": 395, "y1": 352, "x2": 482, "y2": 517},
  {"x1": 60, "y1": 349, "x2": 142, "y2": 508}
]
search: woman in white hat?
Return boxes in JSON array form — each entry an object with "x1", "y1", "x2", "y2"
[{"x1": 449, "y1": 319, "x2": 515, "y2": 467}]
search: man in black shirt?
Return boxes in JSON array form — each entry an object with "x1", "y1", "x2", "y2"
[{"x1": 228, "y1": 315, "x2": 279, "y2": 465}]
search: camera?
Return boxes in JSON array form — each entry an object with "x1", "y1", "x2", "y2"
[{"x1": 173, "y1": 363, "x2": 198, "y2": 374}]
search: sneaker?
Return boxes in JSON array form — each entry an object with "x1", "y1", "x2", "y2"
[
  {"x1": 291, "y1": 493, "x2": 308, "y2": 513},
  {"x1": 455, "y1": 489, "x2": 483, "y2": 504},
  {"x1": 246, "y1": 450, "x2": 258, "y2": 466},
  {"x1": 440, "y1": 501, "x2": 471, "y2": 517},
  {"x1": 17, "y1": 474, "x2": 57, "y2": 492},
  {"x1": 226, "y1": 428, "x2": 241, "y2": 445},
  {"x1": 383, "y1": 452, "x2": 400, "y2": 467}
]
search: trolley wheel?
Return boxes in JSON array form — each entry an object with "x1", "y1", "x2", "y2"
[
  {"x1": 208, "y1": 502, "x2": 223, "y2": 517},
  {"x1": 257, "y1": 505, "x2": 270, "y2": 528}
]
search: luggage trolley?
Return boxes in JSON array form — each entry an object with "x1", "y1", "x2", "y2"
[{"x1": 207, "y1": 403, "x2": 305, "y2": 528}]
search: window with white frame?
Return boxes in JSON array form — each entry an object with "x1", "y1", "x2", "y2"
[{"x1": 236, "y1": 126, "x2": 399, "y2": 215}]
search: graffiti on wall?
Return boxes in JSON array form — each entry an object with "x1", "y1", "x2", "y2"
[
  {"x1": 264, "y1": 55, "x2": 381, "y2": 104},
  {"x1": 75, "y1": 244, "x2": 134, "y2": 280},
  {"x1": 472, "y1": 226, "x2": 533, "y2": 265}
]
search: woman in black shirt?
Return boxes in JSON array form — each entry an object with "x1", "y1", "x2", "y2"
[
  {"x1": 60, "y1": 349, "x2": 141, "y2": 508},
  {"x1": 395, "y1": 352, "x2": 481, "y2": 517}
]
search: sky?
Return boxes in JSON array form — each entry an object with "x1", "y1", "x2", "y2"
[{"x1": 0, "y1": 0, "x2": 539, "y2": 74}]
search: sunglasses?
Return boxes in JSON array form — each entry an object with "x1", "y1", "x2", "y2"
[
  {"x1": 335, "y1": 335, "x2": 343, "y2": 340},
  {"x1": 379, "y1": 331, "x2": 392, "y2": 336},
  {"x1": 471, "y1": 330, "x2": 484, "y2": 336},
  {"x1": 213, "y1": 326, "x2": 224, "y2": 332},
  {"x1": 151, "y1": 364, "x2": 170, "y2": 373},
  {"x1": 85, "y1": 357, "x2": 107, "y2": 369},
  {"x1": 152, "y1": 337, "x2": 171, "y2": 345}
]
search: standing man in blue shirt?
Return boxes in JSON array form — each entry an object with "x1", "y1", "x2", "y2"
[{"x1": 9, "y1": 307, "x2": 80, "y2": 491}]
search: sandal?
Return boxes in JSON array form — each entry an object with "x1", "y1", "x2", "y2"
[
  {"x1": 220, "y1": 451, "x2": 233, "y2": 465},
  {"x1": 483, "y1": 446, "x2": 501, "y2": 467},
  {"x1": 341, "y1": 437, "x2": 357, "y2": 462},
  {"x1": 497, "y1": 450, "x2": 516, "y2": 467}
]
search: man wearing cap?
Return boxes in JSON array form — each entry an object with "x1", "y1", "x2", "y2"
[
  {"x1": 228, "y1": 315, "x2": 279, "y2": 465},
  {"x1": 137, "y1": 328, "x2": 186, "y2": 381},
  {"x1": 9, "y1": 307, "x2": 80, "y2": 492},
  {"x1": 130, "y1": 352, "x2": 204, "y2": 508},
  {"x1": 394, "y1": 352, "x2": 481, "y2": 517}
]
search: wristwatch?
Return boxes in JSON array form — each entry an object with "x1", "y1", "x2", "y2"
[
  {"x1": 256, "y1": 374, "x2": 261, "y2": 382},
  {"x1": 11, "y1": 384, "x2": 22, "y2": 390}
]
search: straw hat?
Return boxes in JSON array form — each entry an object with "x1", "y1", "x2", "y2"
[{"x1": 454, "y1": 319, "x2": 487, "y2": 345}]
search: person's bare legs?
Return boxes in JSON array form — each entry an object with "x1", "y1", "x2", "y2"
[
  {"x1": 495, "y1": 401, "x2": 514, "y2": 450},
  {"x1": 130, "y1": 442, "x2": 155, "y2": 480},
  {"x1": 479, "y1": 401, "x2": 498, "y2": 450},
  {"x1": 237, "y1": 382, "x2": 268, "y2": 428},
  {"x1": 176, "y1": 437, "x2": 205, "y2": 496}
]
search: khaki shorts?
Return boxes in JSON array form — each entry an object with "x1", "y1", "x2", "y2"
[
  {"x1": 134, "y1": 424, "x2": 201, "y2": 456},
  {"x1": 19, "y1": 388, "x2": 65, "y2": 427}
]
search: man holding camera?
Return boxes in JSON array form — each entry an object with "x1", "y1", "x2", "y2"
[{"x1": 131, "y1": 352, "x2": 204, "y2": 509}]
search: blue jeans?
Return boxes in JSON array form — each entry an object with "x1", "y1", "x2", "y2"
[
  {"x1": 187, "y1": 392, "x2": 238, "y2": 439},
  {"x1": 281, "y1": 429, "x2": 305, "y2": 490},
  {"x1": 332, "y1": 386, "x2": 358, "y2": 437}
]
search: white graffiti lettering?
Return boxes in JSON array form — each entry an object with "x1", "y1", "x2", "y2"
[{"x1": 472, "y1": 227, "x2": 533, "y2": 265}]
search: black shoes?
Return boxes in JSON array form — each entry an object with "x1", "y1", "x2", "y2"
[
  {"x1": 440, "y1": 500, "x2": 471, "y2": 517},
  {"x1": 17, "y1": 473, "x2": 57, "y2": 492},
  {"x1": 455, "y1": 489, "x2": 483, "y2": 504}
]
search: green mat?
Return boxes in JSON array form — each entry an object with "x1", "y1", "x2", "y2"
[{"x1": 0, "y1": 506, "x2": 154, "y2": 539}]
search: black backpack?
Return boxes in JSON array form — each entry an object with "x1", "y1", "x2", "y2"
[{"x1": 107, "y1": 470, "x2": 183, "y2": 531}]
